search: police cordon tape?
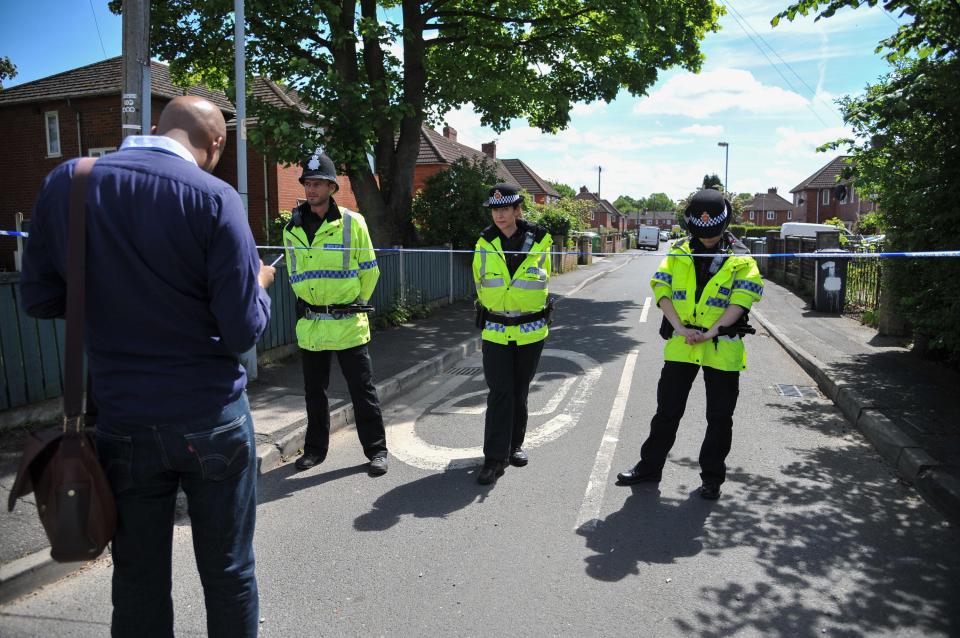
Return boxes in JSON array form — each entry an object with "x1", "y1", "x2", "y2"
[{"x1": 5, "y1": 230, "x2": 959, "y2": 259}]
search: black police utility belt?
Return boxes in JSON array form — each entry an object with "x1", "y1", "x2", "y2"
[
  {"x1": 298, "y1": 299, "x2": 375, "y2": 320},
  {"x1": 475, "y1": 298, "x2": 556, "y2": 329},
  {"x1": 658, "y1": 314, "x2": 755, "y2": 341}
]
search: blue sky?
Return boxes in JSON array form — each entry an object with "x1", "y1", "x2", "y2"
[{"x1": 1, "y1": 1, "x2": 901, "y2": 202}]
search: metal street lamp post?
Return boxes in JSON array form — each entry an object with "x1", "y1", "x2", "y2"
[{"x1": 717, "y1": 141, "x2": 729, "y2": 193}]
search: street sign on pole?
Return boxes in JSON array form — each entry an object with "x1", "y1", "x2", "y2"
[{"x1": 121, "y1": 0, "x2": 149, "y2": 140}]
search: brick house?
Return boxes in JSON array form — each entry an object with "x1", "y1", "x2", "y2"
[
  {"x1": 629, "y1": 210, "x2": 675, "y2": 231},
  {"x1": 789, "y1": 156, "x2": 877, "y2": 229},
  {"x1": 575, "y1": 186, "x2": 625, "y2": 231},
  {"x1": 414, "y1": 125, "x2": 521, "y2": 192},
  {"x1": 744, "y1": 187, "x2": 796, "y2": 226},
  {"x1": 0, "y1": 57, "x2": 356, "y2": 270}
]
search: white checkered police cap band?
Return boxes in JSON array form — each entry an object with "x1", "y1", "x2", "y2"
[
  {"x1": 486, "y1": 193, "x2": 521, "y2": 207},
  {"x1": 686, "y1": 206, "x2": 729, "y2": 228}
]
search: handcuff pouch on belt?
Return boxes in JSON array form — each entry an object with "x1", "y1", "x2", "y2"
[
  {"x1": 475, "y1": 297, "x2": 556, "y2": 330},
  {"x1": 297, "y1": 299, "x2": 375, "y2": 320}
]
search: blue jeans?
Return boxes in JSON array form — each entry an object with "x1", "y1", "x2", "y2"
[{"x1": 95, "y1": 393, "x2": 259, "y2": 638}]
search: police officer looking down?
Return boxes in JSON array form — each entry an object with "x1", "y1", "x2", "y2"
[
  {"x1": 284, "y1": 149, "x2": 389, "y2": 476},
  {"x1": 617, "y1": 188, "x2": 763, "y2": 500},
  {"x1": 473, "y1": 183, "x2": 553, "y2": 486}
]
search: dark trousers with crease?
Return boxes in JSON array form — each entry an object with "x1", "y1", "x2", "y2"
[
  {"x1": 638, "y1": 361, "x2": 740, "y2": 485},
  {"x1": 482, "y1": 339, "x2": 544, "y2": 463},
  {"x1": 301, "y1": 344, "x2": 387, "y2": 460}
]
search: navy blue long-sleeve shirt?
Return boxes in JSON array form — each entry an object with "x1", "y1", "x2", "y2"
[{"x1": 20, "y1": 143, "x2": 271, "y2": 425}]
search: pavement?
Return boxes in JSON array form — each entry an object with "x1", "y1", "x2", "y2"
[{"x1": 3, "y1": 250, "x2": 959, "y2": 605}]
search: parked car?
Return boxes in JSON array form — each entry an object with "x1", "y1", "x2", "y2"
[
  {"x1": 659, "y1": 230, "x2": 671, "y2": 241},
  {"x1": 780, "y1": 222, "x2": 862, "y2": 245}
]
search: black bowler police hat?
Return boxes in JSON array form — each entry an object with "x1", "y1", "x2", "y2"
[
  {"x1": 683, "y1": 188, "x2": 731, "y2": 238},
  {"x1": 299, "y1": 147, "x2": 339, "y2": 189},
  {"x1": 484, "y1": 183, "x2": 523, "y2": 208}
]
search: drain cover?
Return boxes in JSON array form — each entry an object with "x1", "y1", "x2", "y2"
[
  {"x1": 775, "y1": 384, "x2": 820, "y2": 398},
  {"x1": 447, "y1": 367, "x2": 482, "y2": 376}
]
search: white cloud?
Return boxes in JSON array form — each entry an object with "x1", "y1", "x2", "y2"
[
  {"x1": 633, "y1": 68, "x2": 808, "y2": 118},
  {"x1": 773, "y1": 125, "x2": 852, "y2": 160},
  {"x1": 680, "y1": 124, "x2": 725, "y2": 136},
  {"x1": 571, "y1": 100, "x2": 608, "y2": 116}
]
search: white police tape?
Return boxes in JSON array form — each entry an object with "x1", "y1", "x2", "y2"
[
  {"x1": 6, "y1": 230, "x2": 959, "y2": 259},
  {"x1": 253, "y1": 244, "x2": 960, "y2": 259}
]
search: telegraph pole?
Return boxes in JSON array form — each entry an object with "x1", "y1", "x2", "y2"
[{"x1": 121, "y1": 0, "x2": 150, "y2": 140}]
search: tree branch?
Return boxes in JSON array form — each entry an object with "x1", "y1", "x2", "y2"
[{"x1": 431, "y1": 7, "x2": 596, "y2": 27}]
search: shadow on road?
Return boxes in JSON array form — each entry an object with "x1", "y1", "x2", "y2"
[
  {"x1": 256, "y1": 462, "x2": 369, "y2": 507},
  {"x1": 580, "y1": 399, "x2": 960, "y2": 637},
  {"x1": 353, "y1": 467, "x2": 485, "y2": 532},
  {"x1": 550, "y1": 297, "x2": 643, "y2": 366}
]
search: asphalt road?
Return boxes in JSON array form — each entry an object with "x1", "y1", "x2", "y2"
[{"x1": 3, "y1": 249, "x2": 959, "y2": 637}]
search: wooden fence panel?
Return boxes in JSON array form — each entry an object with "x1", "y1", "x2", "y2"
[{"x1": 0, "y1": 284, "x2": 28, "y2": 408}]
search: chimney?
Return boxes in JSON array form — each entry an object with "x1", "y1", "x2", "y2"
[
  {"x1": 768, "y1": 187, "x2": 777, "y2": 194},
  {"x1": 580, "y1": 185, "x2": 589, "y2": 194},
  {"x1": 442, "y1": 125, "x2": 457, "y2": 142},
  {"x1": 481, "y1": 141, "x2": 497, "y2": 159}
]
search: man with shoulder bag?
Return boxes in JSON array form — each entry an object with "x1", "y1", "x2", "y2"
[{"x1": 19, "y1": 96, "x2": 273, "y2": 638}]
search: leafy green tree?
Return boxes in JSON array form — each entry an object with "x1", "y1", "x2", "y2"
[
  {"x1": 644, "y1": 192, "x2": 676, "y2": 211},
  {"x1": 855, "y1": 211, "x2": 884, "y2": 235},
  {"x1": 0, "y1": 56, "x2": 16, "y2": 90},
  {"x1": 547, "y1": 180, "x2": 576, "y2": 199},
  {"x1": 613, "y1": 195, "x2": 642, "y2": 213},
  {"x1": 774, "y1": 0, "x2": 960, "y2": 363},
  {"x1": 526, "y1": 197, "x2": 592, "y2": 237},
  {"x1": 409, "y1": 157, "x2": 498, "y2": 248},
  {"x1": 702, "y1": 173, "x2": 723, "y2": 190},
  {"x1": 131, "y1": 0, "x2": 724, "y2": 245}
]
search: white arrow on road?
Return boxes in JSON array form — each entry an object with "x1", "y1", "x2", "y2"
[{"x1": 384, "y1": 349, "x2": 602, "y2": 471}]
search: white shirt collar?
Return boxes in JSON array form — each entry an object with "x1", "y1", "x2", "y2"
[{"x1": 119, "y1": 135, "x2": 198, "y2": 166}]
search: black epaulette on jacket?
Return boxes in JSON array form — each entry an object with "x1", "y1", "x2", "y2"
[{"x1": 481, "y1": 220, "x2": 548, "y2": 244}]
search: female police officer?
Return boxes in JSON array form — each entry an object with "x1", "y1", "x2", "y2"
[
  {"x1": 473, "y1": 183, "x2": 552, "y2": 485},
  {"x1": 617, "y1": 188, "x2": 763, "y2": 499}
]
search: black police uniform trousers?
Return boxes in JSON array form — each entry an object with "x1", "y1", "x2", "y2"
[
  {"x1": 638, "y1": 360, "x2": 740, "y2": 485},
  {"x1": 301, "y1": 344, "x2": 387, "y2": 460},
  {"x1": 481, "y1": 339, "x2": 544, "y2": 463}
]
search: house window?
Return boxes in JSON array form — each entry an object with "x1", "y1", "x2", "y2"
[
  {"x1": 766, "y1": 211, "x2": 775, "y2": 221},
  {"x1": 787, "y1": 210, "x2": 793, "y2": 220},
  {"x1": 45, "y1": 111, "x2": 61, "y2": 157},
  {"x1": 822, "y1": 189, "x2": 829, "y2": 205},
  {"x1": 88, "y1": 147, "x2": 117, "y2": 158},
  {"x1": 749, "y1": 211, "x2": 755, "y2": 220}
]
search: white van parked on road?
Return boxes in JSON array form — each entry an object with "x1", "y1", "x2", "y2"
[
  {"x1": 636, "y1": 226, "x2": 660, "y2": 250},
  {"x1": 780, "y1": 222, "x2": 860, "y2": 244}
]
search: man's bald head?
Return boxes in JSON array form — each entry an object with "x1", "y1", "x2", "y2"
[{"x1": 157, "y1": 96, "x2": 228, "y2": 172}]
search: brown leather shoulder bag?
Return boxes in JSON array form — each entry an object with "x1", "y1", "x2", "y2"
[{"x1": 7, "y1": 157, "x2": 117, "y2": 562}]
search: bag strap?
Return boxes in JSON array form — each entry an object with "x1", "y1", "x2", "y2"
[{"x1": 63, "y1": 157, "x2": 96, "y2": 431}]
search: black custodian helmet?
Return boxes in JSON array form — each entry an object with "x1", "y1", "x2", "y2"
[
  {"x1": 683, "y1": 188, "x2": 731, "y2": 239},
  {"x1": 299, "y1": 147, "x2": 339, "y2": 189}
]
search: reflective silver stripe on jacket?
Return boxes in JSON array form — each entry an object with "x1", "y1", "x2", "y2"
[
  {"x1": 341, "y1": 212, "x2": 352, "y2": 270},
  {"x1": 284, "y1": 236, "x2": 298, "y2": 273},
  {"x1": 511, "y1": 279, "x2": 547, "y2": 290},
  {"x1": 479, "y1": 248, "x2": 505, "y2": 287}
]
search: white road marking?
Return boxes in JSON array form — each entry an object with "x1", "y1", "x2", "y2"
[
  {"x1": 639, "y1": 296, "x2": 652, "y2": 323},
  {"x1": 574, "y1": 349, "x2": 639, "y2": 532},
  {"x1": 431, "y1": 372, "x2": 577, "y2": 416},
  {"x1": 385, "y1": 349, "x2": 602, "y2": 471}
]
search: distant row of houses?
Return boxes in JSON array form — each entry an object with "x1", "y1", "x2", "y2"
[{"x1": 0, "y1": 57, "x2": 876, "y2": 270}]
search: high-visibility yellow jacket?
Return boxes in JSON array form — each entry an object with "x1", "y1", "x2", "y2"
[
  {"x1": 651, "y1": 237, "x2": 763, "y2": 371},
  {"x1": 473, "y1": 222, "x2": 552, "y2": 345},
  {"x1": 283, "y1": 201, "x2": 379, "y2": 351}
]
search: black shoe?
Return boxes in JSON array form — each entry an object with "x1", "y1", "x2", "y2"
[
  {"x1": 509, "y1": 447, "x2": 528, "y2": 467},
  {"x1": 368, "y1": 454, "x2": 388, "y2": 476},
  {"x1": 477, "y1": 462, "x2": 506, "y2": 485},
  {"x1": 699, "y1": 483, "x2": 721, "y2": 500},
  {"x1": 615, "y1": 463, "x2": 662, "y2": 485},
  {"x1": 295, "y1": 452, "x2": 326, "y2": 471}
]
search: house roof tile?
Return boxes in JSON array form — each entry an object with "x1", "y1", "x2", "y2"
[
  {"x1": 500, "y1": 159, "x2": 560, "y2": 198},
  {"x1": 745, "y1": 191, "x2": 795, "y2": 211},
  {"x1": 418, "y1": 127, "x2": 519, "y2": 186},
  {"x1": 0, "y1": 57, "x2": 236, "y2": 113},
  {"x1": 790, "y1": 156, "x2": 852, "y2": 192}
]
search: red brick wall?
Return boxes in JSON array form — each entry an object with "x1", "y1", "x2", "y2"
[
  {"x1": 746, "y1": 209, "x2": 794, "y2": 226},
  {"x1": 413, "y1": 164, "x2": 446, "y2": 194}
]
